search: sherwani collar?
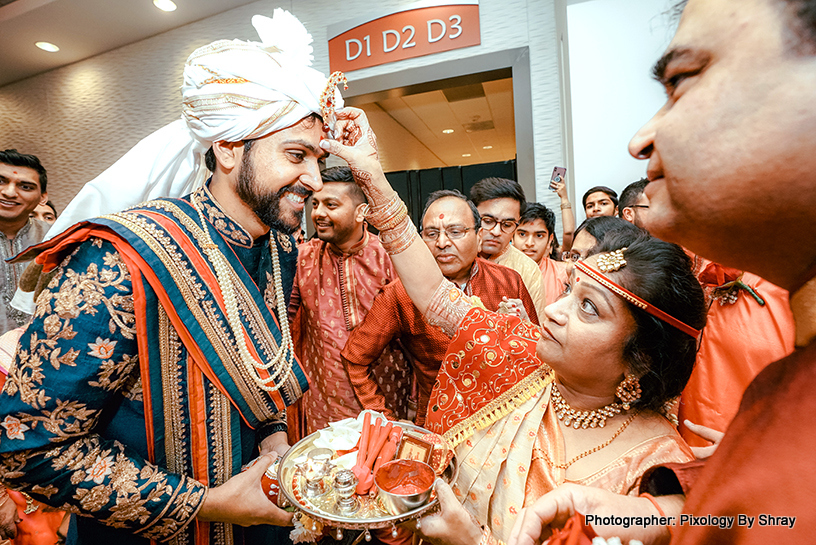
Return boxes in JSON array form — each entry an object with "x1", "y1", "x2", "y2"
[{"x1": 193, "y1": 184, "x2": 255, "y2": 248}]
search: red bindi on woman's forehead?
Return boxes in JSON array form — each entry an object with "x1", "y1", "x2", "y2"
[{"x1": 439, "y1": 214, "x2": 444, "y2": 219}]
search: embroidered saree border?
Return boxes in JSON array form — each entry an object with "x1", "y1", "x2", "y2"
[
  {"x1": 159, "y1": 306, "x2": 187, "y2": 475},
  {"x1": 443, "y1": 366, "x2": 554, "y2": 448},
  {"x1": 100, "y1": 198, "x2": 307, "y2": 425},
  {"x1": 99, "y1": 212, "x2": 265, "y2": 426}
]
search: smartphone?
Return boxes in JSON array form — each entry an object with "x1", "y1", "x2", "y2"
[{"x1": 550, "y1": 167, "x2": 566, "y2": 191}]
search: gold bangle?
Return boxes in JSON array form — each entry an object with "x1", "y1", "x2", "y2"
[
  {"x1": 379, "y1": 219, "x2": 418, "y2": 255},
  {"x1": 560, "y1": 203, "x2": 572, "y2": 210},
  {"x1": 367, "y1": 194, "x2": 408, "y2": 231}
]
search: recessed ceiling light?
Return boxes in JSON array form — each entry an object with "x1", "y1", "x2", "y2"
[
  {"x1": 153, "y1": 0, "x2": 177, "y2": 12},
  {"x1": 462, "y1": 153, "x2": 472, "y2": 157},
  {"x1": 35, "y1": 42, "x2": 59, "y2": 53},
  {"x1": 442, "y1": 129, "x2": 454, "y2": 134},
  {"x1": 482, "y1": 145, "x2": 493, "y2": 150}
]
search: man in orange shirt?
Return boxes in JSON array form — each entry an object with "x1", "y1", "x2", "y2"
[
  {"x1": 342, "y1": 190, "x2": 537, "y2": 425},
  {"x1": 289, "y1": 166, "x2": 409, "y2": 435}
]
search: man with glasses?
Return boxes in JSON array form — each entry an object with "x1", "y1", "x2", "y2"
[
  {"x1": 618, "y1": 179, "x2": 650, "y2": 228},
  {"x1": 470, "y1": 177, "x2": 546, "y2": 319},
  {"x1": 341, "y1": 190, "x2": 537, "y2": 426}
]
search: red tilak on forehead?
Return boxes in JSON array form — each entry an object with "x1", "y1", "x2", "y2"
[{"x1": 439, "y1": 214, "x2": 444, "y2": 219}]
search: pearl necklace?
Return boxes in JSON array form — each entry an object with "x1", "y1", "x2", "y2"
[
  {"x1": 550, "y1": 383, "x2": 623, "y2": 429},
  {"x1": 192, "y1": 195, "x2": 294, "y2": 392}
]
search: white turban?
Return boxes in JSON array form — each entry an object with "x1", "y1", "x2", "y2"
[
  {"x1": 11, "y1": 9, "x2": 343, "y2": 315},
  {"x1": 42, "y1": 9, "x2": 342, "y2": 245}
]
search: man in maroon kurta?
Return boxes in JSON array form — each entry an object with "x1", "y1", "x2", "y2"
[
  {"x1": 289, "y1": 167, "x2": 409, "y2": 435},
  {"x1": 342, "y1": 191, "x2": 538, "y2": 425},
  {"x1": 509, "y1": 1, "x2": 816, "y2": 543}
]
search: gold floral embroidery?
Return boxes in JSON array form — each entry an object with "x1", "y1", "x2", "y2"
[
  {"x1": 195, "y1": 187, "x2": 252, "y2": 247},
  {"x1": 0, "y1": 451, "x2": 32, "y2": 480},
  {"x1": 277, "y1": 231, "x2": 293, "y2": 253},
  {"x1": 86, "y1": 453, "x2": 115, "y2": 484},
  {"x1": 7, "y1": 242, "x2": 136, "y2": 412},
  {"x1": 122, "y1": 374, "x2": 143, "y2": 402},
  {"x1": 17, "y1": 399, "x2": 98, "y2": 441},
  {"x1": 30, "y1": 484, "x2": 58, "y2": 499},
  {"x1": 1, "y1": 415, "x2": 29, "y2": 440},
  {"x1": 88, "y1": 338, "x2": 116, "y2": 359},
  {"x1": 88, "y1": 354, "x2": 138, "y2": 392},
  {"x1": 264, "y1": 271, "x2": 277, "y2": 310},
  {"x1": 0, "y1": 436, "x2": 207, "y2": 537}
]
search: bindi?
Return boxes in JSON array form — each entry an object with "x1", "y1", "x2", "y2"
[{"x1": 439, "y1": 214, "x2": 444, "y2": 219}]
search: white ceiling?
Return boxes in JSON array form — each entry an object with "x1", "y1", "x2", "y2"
[
  {"x1": 351, "y1": 77, "x2": 517, "y2": 172},
  {"x1": 0, "y1": 0, "x2": 518, "y2": 173},
  {"x1": 0, "y1": 0, "x2": 259, "y2": 87}
]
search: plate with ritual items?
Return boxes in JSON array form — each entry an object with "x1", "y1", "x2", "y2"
[{"x1": 276, "y1": 410, "x2": 458, "y2": 541}]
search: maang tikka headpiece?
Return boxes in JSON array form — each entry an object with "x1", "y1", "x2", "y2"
[{"x1": 576, "y1": 249, "x2": 701, "y2": 339}]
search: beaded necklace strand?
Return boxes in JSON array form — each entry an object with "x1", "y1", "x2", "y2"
[
  {"x1": 536, "y1": 383, "x2": 639, "y2": 470},
  {"x1": 192, "y1": 195, "x2": 294, "y2": 392}
]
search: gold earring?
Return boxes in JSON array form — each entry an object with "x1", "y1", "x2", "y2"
[{"x1": 616, "y1": 374, "x2": 641, "y2": 410}]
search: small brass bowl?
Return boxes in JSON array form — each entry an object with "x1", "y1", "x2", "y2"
[{"x1": 374, "y1": 459, "x2": 435, "y2": 515}]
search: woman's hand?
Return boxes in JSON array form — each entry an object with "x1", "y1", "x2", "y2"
[
  {"x1": 320, "y1": 107, "x2": 392, "y2": 206},
  {"x1": 683, "y1": 420, "x2": 724, "y2": 459},
  {"x1": 409, "y1": 480, "x2": 482, "y2": 545},
  {"x1": 197, "y1": 453, "x2": 293, "y2": 527},
  {"x1": 498, "y1": 297, "x2": 530, "y2": 322},
  {"x1": 508, "y1": 484, "x2": 679, "y2": 545}
]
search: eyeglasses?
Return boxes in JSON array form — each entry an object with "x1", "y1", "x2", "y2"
[
  {"x1": 420, "y1": 226, "x2": 474, "y2": 241},
  {"x1": 561, "y1": 251, "x2": 583, "y2": 262},
  {"x1": 480, "y1": 215, "x2": 519, "y2": 233},
  {"x1": 627, "y1": 205, "x2": 650, "y2": 210}
]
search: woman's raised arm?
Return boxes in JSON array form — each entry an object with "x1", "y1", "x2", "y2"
[{"x1": 319, "y1": 107, "x2": 445, "y2": 316}]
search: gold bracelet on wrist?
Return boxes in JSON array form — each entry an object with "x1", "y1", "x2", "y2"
[
  {"x1": 367, "y1": 194, "x2": 407, "y2": 231},
  {"x1": 379, "y1": 218, "x2": 418, "y2": 255},
  {"x1": 560, "y1": 203, "x2": 572, "y2": 210}
]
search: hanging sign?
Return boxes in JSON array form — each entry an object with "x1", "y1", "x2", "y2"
[{"x1": 327, "y1": 1, "x2": 480, "y2": 73}]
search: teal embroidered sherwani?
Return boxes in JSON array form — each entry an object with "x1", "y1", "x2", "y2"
[{"x1": 0, "y1": 185, "x2": 308, "y2": 544}]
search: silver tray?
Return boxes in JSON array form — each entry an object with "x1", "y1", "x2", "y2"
[{"x1": 278, "y1": 422, "x2": 458, "y2": 536}]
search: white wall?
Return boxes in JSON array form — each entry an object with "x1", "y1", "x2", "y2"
[
  {"x1": 0, "y1": 0, "x2": 564, "y2": 213},
  {"x1": 566, "y1": 0, "x2": 675, "y2": 222}
]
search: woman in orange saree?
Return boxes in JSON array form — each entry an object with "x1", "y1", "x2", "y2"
[{"x1": 319, "y1": 108, "x2": 706, "y2": 545}]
